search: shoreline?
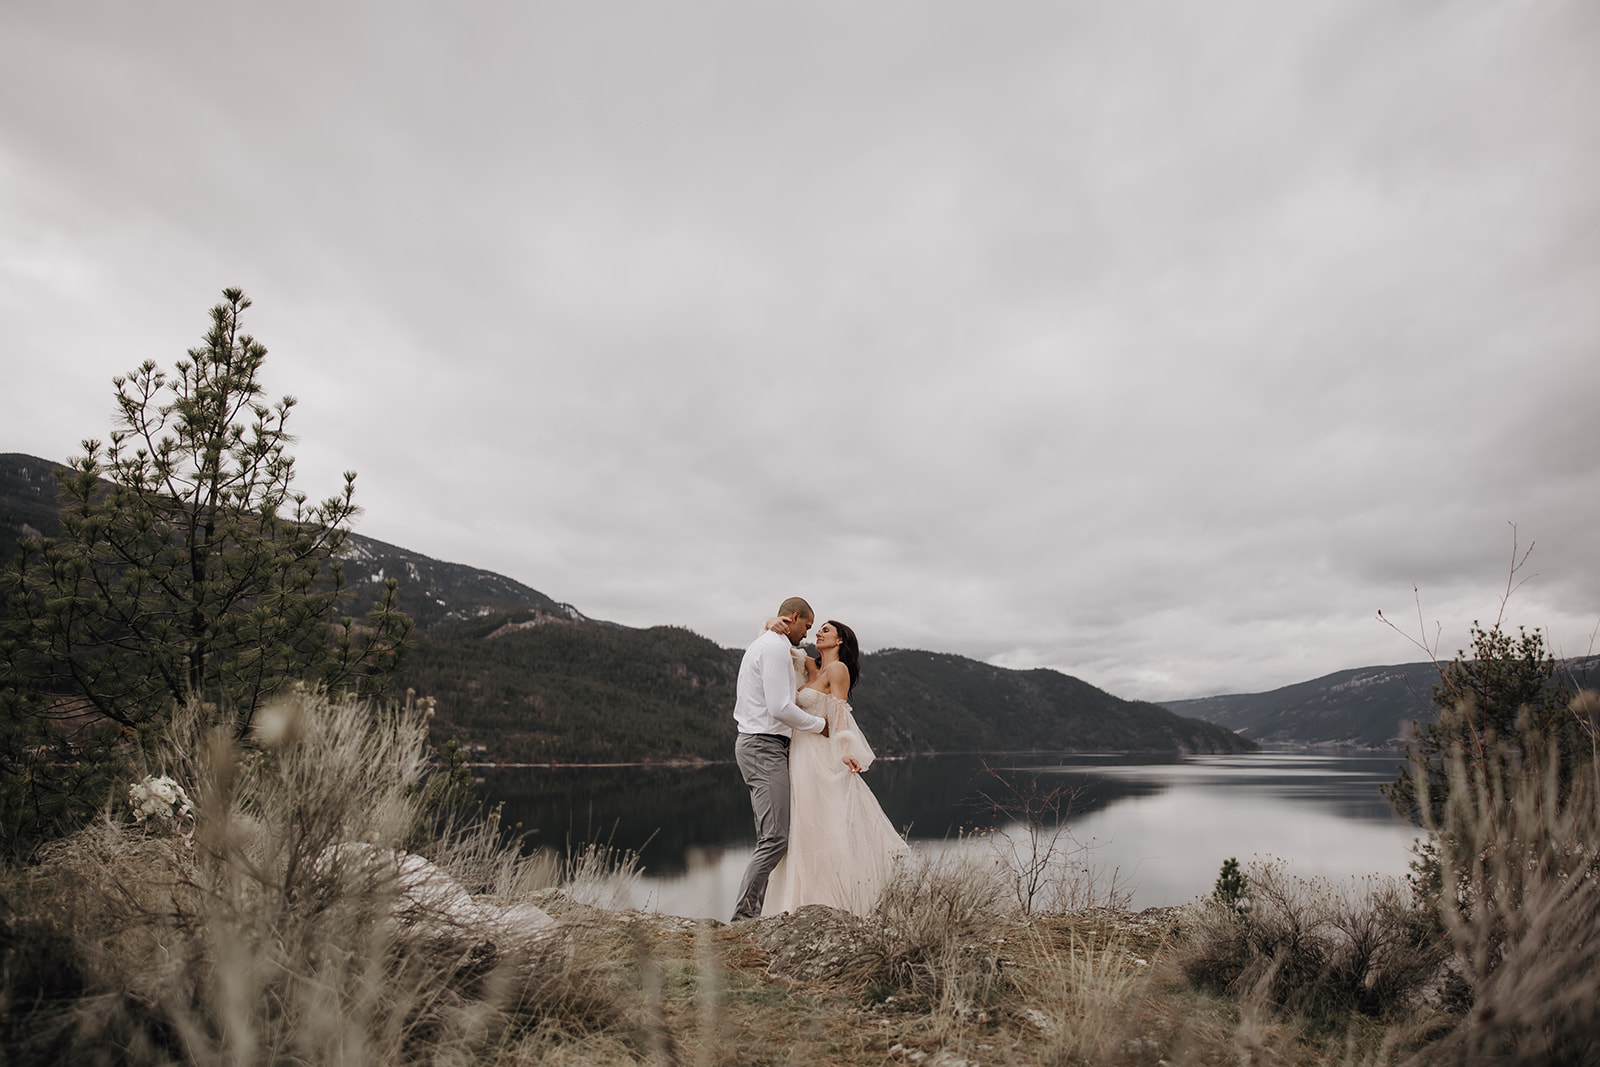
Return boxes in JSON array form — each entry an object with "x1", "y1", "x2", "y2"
[{"x1": 462, "y1": 746, "x2": 1277, "y2": 770}]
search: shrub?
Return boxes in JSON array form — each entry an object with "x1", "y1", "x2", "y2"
[
  {"x1": 0, "y1": 690, "x2": 625, "y2": 1065},
  {"x1": 1177, "y1": 859, "x2": 1443, "y2": 1021},
  {"x1": 1177, "y1": 692, "x2": 1600, "y2": 1061},
  {"x1": 866, "y1": 847, "x2": 1019, "y2": 1013},
  {"x1": 1413, "y1": 693, "x2": 1600, "y2": 1064}
]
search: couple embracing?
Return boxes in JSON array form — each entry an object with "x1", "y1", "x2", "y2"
[{"x1": 730, "y1": 596, "x2": 909, "y2": 922}]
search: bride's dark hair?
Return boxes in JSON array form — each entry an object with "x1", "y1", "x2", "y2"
[{"x1": 829, "y1": 620, "x2": 861, "y2": 690}]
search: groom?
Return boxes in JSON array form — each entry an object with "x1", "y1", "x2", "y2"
[{"x1": 729, "y1": 596, "x2": 830, "y2": 921}]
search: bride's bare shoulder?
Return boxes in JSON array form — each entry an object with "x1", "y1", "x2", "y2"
[{"x1": 821, "y1": 660, "x2": 850, "y2": 693}]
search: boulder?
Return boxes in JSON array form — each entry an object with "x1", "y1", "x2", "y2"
[
  {"x1": 753, "y1": 904, "x2": 885, "y2": 982},
  {"x1": 316, "y1": 843, "x2": 565, "y2": 963}
]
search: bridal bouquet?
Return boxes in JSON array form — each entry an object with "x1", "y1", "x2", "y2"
[{"x1": 128, "y1": 773, "x2": 194, "y2": 827}]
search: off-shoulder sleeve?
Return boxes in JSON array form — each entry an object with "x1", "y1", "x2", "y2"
[{"x1": 828, "y1": 697, "x2": 877, "y2": 772}]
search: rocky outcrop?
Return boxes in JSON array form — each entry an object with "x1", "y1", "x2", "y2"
[
  {"x1": 318, "y1": 843, "x2": 567, "y2": 966},
  {"x1": 750, "y1": 904, "x2": 887, "y2": 981}
]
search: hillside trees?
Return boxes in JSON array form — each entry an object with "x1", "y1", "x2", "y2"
[{"x1": 0, "y1": 289, "x2": 412, "y2": 851}]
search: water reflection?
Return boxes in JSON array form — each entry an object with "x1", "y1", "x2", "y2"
[
  {"x1": 1042, "y1": 755, "x2": 1419, "y2": 909},
  {"x1": 476, "y1": 751, "x2": 1420, "y2": 917},
  {"x1": 474, "y1": 763, "x2": 751, "y2": 874},
  {"x1": 476, "y1": 753, "x2": 1157, "y2": 874},
  {"x1": 1024, "y1": 753, "x2": 1412, "y2": 822}
]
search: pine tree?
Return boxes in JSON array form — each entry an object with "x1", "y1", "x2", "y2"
[
  {"x1": 0, "y1": 288, "x2": 412, "y2": 852},
  {"x1": 1382, "y1": 622, "x2": 1579, "y2": 828}
]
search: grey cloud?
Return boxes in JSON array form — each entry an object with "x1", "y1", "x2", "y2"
[{"x1": 3, "y1": 0, "x2": 1595, "y2": 701}]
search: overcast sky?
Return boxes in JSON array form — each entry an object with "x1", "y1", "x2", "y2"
[{"x1": 3, "y1": 1, "x2": 1596, "y2": 701}]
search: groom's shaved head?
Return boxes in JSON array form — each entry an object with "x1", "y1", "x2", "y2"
[{"x1": 777, "y1": 596, "x2": 813, "y2": 622}]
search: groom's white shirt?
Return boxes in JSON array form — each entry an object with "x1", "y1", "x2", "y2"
[{"x1": 734, "y1": 629, "x2": 827, "y2": 737}]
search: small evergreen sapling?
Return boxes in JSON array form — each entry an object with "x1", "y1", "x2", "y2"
[{"x1": 1213, "y1": 856, "x2": 1248, "y2": 916}]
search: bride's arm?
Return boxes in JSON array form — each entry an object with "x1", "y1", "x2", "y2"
[
  {"x1": 822, "y1": 661, "x2": 850, "y2": 703},
  {"x1": 835, "y1": 708, "x2": 868, "y2": 773},
  {"x1": 822, "y1": 664, "x2": 865, "y2": 771}
]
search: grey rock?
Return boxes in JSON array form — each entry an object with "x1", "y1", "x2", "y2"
[
  {"x1": 316, "y1": 844, "x2": 567, "y2": 966},
  {"x1": 753, "y1": 904, "x2": 885, "y2": 981}
]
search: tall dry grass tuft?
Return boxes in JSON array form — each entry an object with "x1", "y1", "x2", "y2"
[
  {"x1": 1012, "y1": 920, "x2": 1159, "y2": 1063},
  {"x1": 0, "y1": 689, "x2": 628, "y2": 1066},
  {"x1": 865, "y1": 848, "x2": 1019, "y2": 1018},
  {"x1": 558, "y1": 840, "x2": 643, "y2": 912},
  {"x1": 1415, "y1": 688, "x2": 1600, "y2": 1065}
]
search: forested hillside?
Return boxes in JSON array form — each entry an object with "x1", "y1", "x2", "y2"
[
  {"x1": 1162, "y1": 656, "x2": 1600, "y2": 749},
  {"x1": 0, "y1": 454, "x2": 64, "y2": 569},
  {"x1": 859, "y1": 649, "x2": 1256, "y2": 755},
  {"x1": 400, "y1": 610, "x2": 1255, "y2": 763},
  {"x1": 402, "y1": 614, "x2": 738, "y2": 763}
]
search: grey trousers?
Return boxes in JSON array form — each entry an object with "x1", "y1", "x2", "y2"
[{"x1": 731, "y1": 732, "x2": 791, "y2": 921}]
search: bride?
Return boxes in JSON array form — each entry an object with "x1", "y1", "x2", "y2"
[{"x1": 761, "y1": 619, "x2": 909, "y2": 918}]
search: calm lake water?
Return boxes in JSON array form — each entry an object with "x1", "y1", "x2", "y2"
[{"x1": 475, "y1": 750, "x2": 1421, "y2": 918}]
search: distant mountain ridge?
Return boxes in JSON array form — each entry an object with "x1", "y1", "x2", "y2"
[
  {"x1": 2, "y1": 449, "x2": 1253, "y2": 762},
  {"x1": 2, "y1": 451, "x2": 588, "y2": 631},
  {"x1": 1160, "y1": 664, "x2": 1443, "y2": 749},
  {"x1": 1162, "y1": 656, "x2": 1600, "y2": 750},
  {"x1": 333, "y1": 532, "x2": 594, "y2": 631}
]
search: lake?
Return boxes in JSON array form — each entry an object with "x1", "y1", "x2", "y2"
[{"x1": 474, "y1": 750, "x2": 1422, "y2": 918}]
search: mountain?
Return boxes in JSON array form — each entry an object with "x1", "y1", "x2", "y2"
[
  {"x1": 1160, "y1": 664, "x2": 1444, "y2": 749},
  {"x1": 333, "y1": 532, "x2": 593, "y2": 630},
  {"x1": 853, "y1": 648, "x2": 1251, "y2": 757},
  {"x1": 1161, "y1": 656, "x2": 1600, "y2": 750},
  {"x1": 399, "y1": 610, "x2": 1258, "y2": 763},
  {"x1": 1, "y1": 452, "x2": 584, "y2": 630},
  {"x1": 3, "y1": 449, "x2": 1253, "y2": 762},
  {"x1": 0, "y1": 453, "x2": 66, "y2": 568}
]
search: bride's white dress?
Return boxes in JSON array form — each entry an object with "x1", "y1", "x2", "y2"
[{"x1": 762, "y1": 687, "x2": 909, "y2": 918}]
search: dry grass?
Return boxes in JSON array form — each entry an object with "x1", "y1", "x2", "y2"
[
  {"x1": 7, "y1": 689, "x2": 1600, "y2": 1066},
  {"x1": 1165, "y1": 690, "x2": 1600, "y2": 1067},
  {"x1": 1412, "y1": 696, "x2": 1600, "y2": 1065},
  {"x1": 1176, "y1": 861, "x2": 1443, "y2": 1021},
  {"x1": 866, "y1": 849, "x2": 1019, "y2": 1014},
  {"x1": 0, "y1": 690, "x2": 637, "y2": 1066},
  {"x1": 1008, "y1": 914, "x2": 1161, "y2": 1063}
]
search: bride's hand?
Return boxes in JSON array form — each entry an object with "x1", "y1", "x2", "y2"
[
  {"x1": 764, "y1": 616, "x2": 788, "y2": 635},
  {"x1": 843, "y1": 756, "x2": 862, "y2": 773}
]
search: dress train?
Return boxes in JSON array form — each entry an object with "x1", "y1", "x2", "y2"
[{"x1": 763, "y1": 688, "x2": 908, "y2": 918}]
